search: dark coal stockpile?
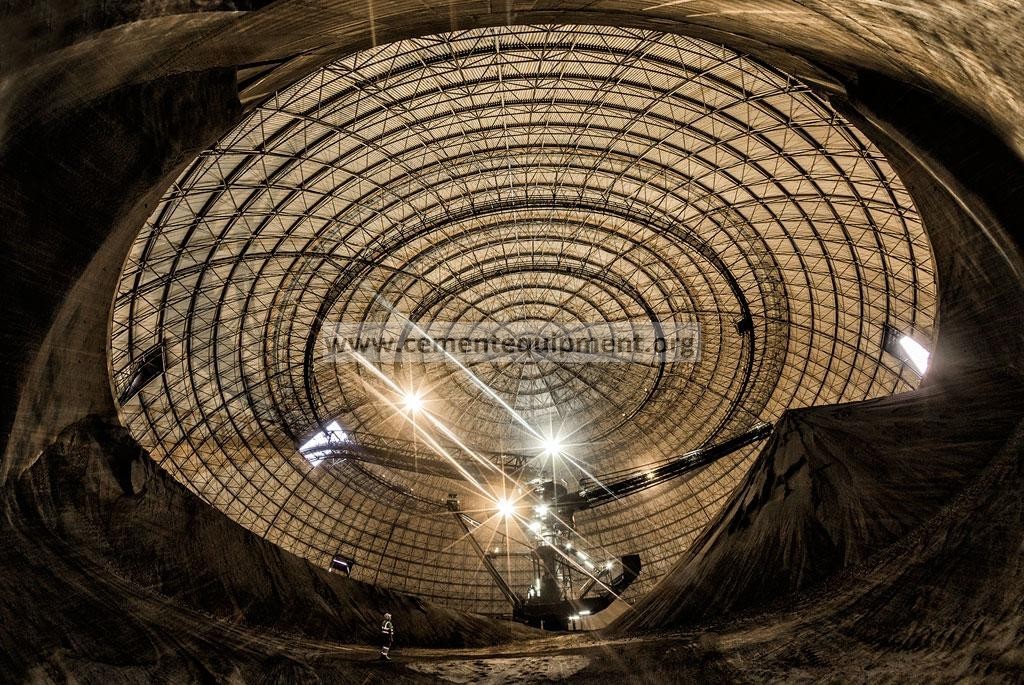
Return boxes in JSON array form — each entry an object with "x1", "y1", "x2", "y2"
[
  {"x1": 0, "y1": 416, "x2": 534, "y2": 680},
  {"x1": 615, "y1": 369, "x2": 1024, "y2": 632}
]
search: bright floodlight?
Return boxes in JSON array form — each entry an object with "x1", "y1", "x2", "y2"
[
  {"x1": 541, "y1": 436, "x2": 563, "y2": 456},
  {"x1": 898, "y1": 335, "x2": 930, "y2": 374},
  {"x1": 402, "y1": 390, "x2": 424, "y2": 413},
  {"x1": 496, "y1": 498, "x2": 515, "y2": 517}
]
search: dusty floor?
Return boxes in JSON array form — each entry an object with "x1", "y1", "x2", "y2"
[{"x1": 4, "y1": 414, "x2": 1024, "y2": 682}]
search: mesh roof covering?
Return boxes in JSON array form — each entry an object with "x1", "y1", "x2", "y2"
[{"x1": 109, "y1": 26, "x2": 936, "y2": 613}]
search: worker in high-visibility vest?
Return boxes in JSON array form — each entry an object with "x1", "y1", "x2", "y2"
[{"x1": 380, "y1": 612, "x2": 394, "y2": 660}]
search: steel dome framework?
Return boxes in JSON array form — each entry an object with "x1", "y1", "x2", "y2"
[{"x1": 109, "y1": 26, "x2": 935, "y2": 613}]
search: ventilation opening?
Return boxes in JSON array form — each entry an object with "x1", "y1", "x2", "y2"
[
  {"x1": 883, "y1": 324, "x2": 931, "y2": 376},
  {"x1": 298, "y1": 420, "x2": 349, "y2": 466},
  {"x1": 115, "y1": 344, "x2": 164, "y2": 404}
]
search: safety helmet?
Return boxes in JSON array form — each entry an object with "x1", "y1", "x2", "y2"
[{"x1": 384, "y1": 613, "x2": 392, "y2": 619}]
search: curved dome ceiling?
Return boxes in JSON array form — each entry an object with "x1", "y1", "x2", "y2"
[{"x1": 110, "y1": 25, "x2": 935, "y2": 612}]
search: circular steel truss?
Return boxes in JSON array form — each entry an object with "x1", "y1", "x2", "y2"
[{"x1": 109, "y1": 25, "x2": 935, "y2": 613}]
